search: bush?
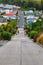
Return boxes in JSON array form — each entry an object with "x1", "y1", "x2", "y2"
[
  {"x1": 33, "y1": 33, "x2": 41, "y2": 42},
  {"x1": 24, "y1": 24, "x2": 31, "y2": 29},
  {"x1": 11, "y1": 29, "x2": 17, "y2": 34},
  {"x1": 6, "y1": 21, "x2": 17, "y2": 34},
  {"x1": 0, "y1": 20, "x2": 17, "y2": 40},
  {"x1": 16, "y1": 27, "x2": 18, "y2": 30},
  {"x1": 28, "y1": 30, "x2": 38, "y2": 38},
  {"x1": 0, "y1": 32, "x2": 2, "y2": 40},
  {"x1": 13, "y1": 29, "x2": 16, "y2": 34},
  {"x1": 8, "y1": 21, "x2": 16, "y2": 28},
  {"x1": 24, "y1": 29, "x2": 28, "y2": 34},
  {"x1": 6, "y1": 24, "x2": 14, "y2": 32},
  {"x1": 1, "y1": 24, "x2": 7, "y2": 31},
  {"x1": 32, "y1": 19, "x2": 43, "y2": 33},
  {"x1": 36, "y1": 34, "x2": 43, "y2": 45},
  {"x1": 1, "y1": 31, "x2": 11, "y2": 40},
  {"x1": 0, "y1": 26, "x2": 4, "y2": 32}
]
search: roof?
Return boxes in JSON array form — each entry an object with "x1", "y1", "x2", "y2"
[
  {"x1": 0, "y1": 4, "x2": 3, "y2": 8},
  {"x1": 3, "y1": 10, "x2": 17, "y2": 16},
  {"x1": 3, "y1": 4, "x2": 13, "y2": 9},
  {"x1": 3, "y1": 13, "x2": 13, "y2": 16},
  {"x1": 27, "y1": 15, "x2": 35, "y2": 19},
  {"x1": 0, "y1": 4, "x2": 20, "y2": 9},
  {"x1": 25, "y1": 10, "x2": 34, "y2": 14}
]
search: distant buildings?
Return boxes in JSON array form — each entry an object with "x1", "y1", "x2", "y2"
[
  {"x1": 0, "y1": 18, "x2": 7, "y2": 22},
  {"x1": 24, "y1": 10, "x2": 39, "y2": 22},
  {"x1": 0, "y1": 4, "x2": 20, "y2": 13},
  {"x1": 0, "y1": 4, "x2": 20, "y2": 20}
]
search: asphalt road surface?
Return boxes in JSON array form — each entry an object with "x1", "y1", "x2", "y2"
[{"x1": 17, "y1": 10, "x2": 24, "y2": 28}]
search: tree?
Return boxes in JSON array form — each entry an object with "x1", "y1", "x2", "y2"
[
  {"x1": 27, "y1": 1, "x2": 34, "y2": 8},
  {"x1": 41, "y1": 0, "x2": 43, "y2": 10},
  {"x1": 0, "y1": 0, "x2": 2, "y2": 3}
]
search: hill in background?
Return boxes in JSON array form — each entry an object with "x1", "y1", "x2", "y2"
[
  {"x1": 0, "y1": 0, "x2": 41, "y2": 4},
  {"x1": 21, "y1": 0, "x2": 41, "y2": 4},
  {"x1": 0, "y1": 0, "x2": 42, "y2": 10}
]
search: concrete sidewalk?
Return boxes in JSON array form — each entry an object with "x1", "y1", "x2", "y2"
[{"x1": 0, "y1": 28, "x2": 43, "y2": 65}]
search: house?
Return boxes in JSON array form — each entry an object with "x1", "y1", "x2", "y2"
[
  {"x1": 0, "y1": 18, "x2": 7, "y2": 22},
  {"x1": 24, "y1": 10, "x2": 34, "y2": 15},
  {"x1": 0, "y1": 4, "x2": 20, "y2": 14},
  {"x1": 3, "y1": 10, "x2": 17, "y2": 19}
]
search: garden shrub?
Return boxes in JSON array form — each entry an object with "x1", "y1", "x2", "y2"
[
  {"x1": 25, "y1": 29, "x2": 29, "y2": 34},
  {"x1": 11, "y1": 21, "x2": 16, "y2": 28},
  {"x1": 0, "y1": 32, "x2": 2, "y2": 40},
  {"x1": 28, "y1": 32, "x2": 30, "y2": 37},
  {"x1": 6, "y1": 24, "x2": 16, "y2": 35},
  {"x1": 16, "y1": 27, "x2": 18, "y2": 30},
  {"x1": 28, "y1": 30, "x2": 38, "y2": 38},
  {"x1": 11, "y1": 29, "x2": 16, "y2": 34},
  {"x1": 7, "y1": 19, "x2": 11, "y2": 22},
  {"x1": 32, "y1": 19, "x2": 43, "y2": 32},
  {"x1": 0, "y1": 26, "x2": 4, "y2": 32},
  {"x1": 8, "y1": 21, "x2": 16, "y2": 28},
  {"x1": 6, "y1": 24, "x2": 14, "y2": 34},
  {"x1": 36, "y1": 34, "x2": 43, "y2": 45},
  {"x1": 1, "y1": 31, "x2": 11, "y2": 40},
  {"x1": 33, "y1": 33, "x2": 41, "y2": 42},
  {"x1": 6, "y1": 21, "x2": 16, "y2": 34},
  {"x1": 1, "y1": 24, "x2": 7, "y2": 31},
  {"x1": 24, "y1": 24, "x2": 31, "y2": 32},
  {"x1": 13, "y1": 29, "x2": 16, "y2": 34},
  {"x1": 0, "y1": 32, "x2": 4, "y2": 40},
  {"x1": 0, "y1": 20, "x2": 17, "y2": 40}
]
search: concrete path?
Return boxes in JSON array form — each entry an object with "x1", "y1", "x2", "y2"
[{"x1": 0, "y1": 28, "x2": 43, "y2": 65}]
